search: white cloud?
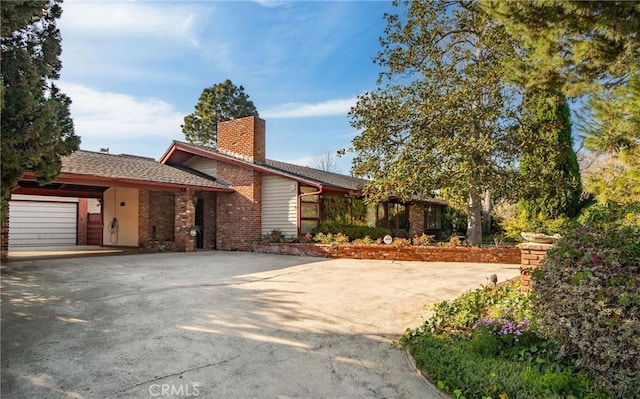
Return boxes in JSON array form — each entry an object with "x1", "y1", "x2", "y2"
[
  {"x1": 251, "y1": 0, "x2": 292, "y2": 8},
  {"x1": 262, "y1": 98, "x2": 357, "y2": 118},
  {"x1": 60, "y1": 82, "x2": 183, "y2": 141},
  {"x1": 60, "y1": 2, "x2": 200, "y2": 45}
]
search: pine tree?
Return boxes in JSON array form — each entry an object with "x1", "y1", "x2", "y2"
[
  {"x1": 519, "y1": 91, "x2": 582, "y2": 219},
  {"x1": 1, "y1": 0, "x2": 80, "y2": 218},
  {"x1": 182, "y1": 79, "x2": 258, "y2": 147}
]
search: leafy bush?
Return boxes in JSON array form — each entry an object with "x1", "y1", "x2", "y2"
[
  {"x1": 315, "y1": 222, "x2": 390, "y2": 241},
  {"x1": 500, "y1": 211, "x2": 572, "y2": 242},
  {"x1": 313, "y1": 232, "x2": 349, "y2": 245},
  {"x1": 401, "y1": 283, "x2": 608, "y2": 399},
  {"x1": 352, "y1": 236, "x2": 376, "y2": 245},
  {"x1": 400, "y1": 284, "x2": 534, "y2": 342},
  {"x1": 412, "y1": 233, "x2": 435, "y2": 246},
  {"x1": 261, "y1": 229, "x2": 284, "y2": 242},
  {"x1": 533, "y1": 217, "x2": 640, "y2": 398}
]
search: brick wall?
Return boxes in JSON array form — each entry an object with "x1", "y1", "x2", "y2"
[
  {"x1": 408, "y1": 202, "x2": 425, "y2": 237},
  {"x1": 520, "y1": 242, "x2": 553, "y2": 291},
  {"x1": 77, "y1": 198, "x2": 88, "y2": 245},
  {"x1": 175, "y1": 189, "x2": 196, "y2": 252},
  {"x1": 1, "y1": 202, "x2": 9, "y2": 263},
  {"x1": 138, "y1": 189, "x2": 151, "y2": 248},
  {"x1": 216, "y1": 162, "x2": 262, "y2": 251},
  {"x1": 149, "y1": 191, "x2": 176, "y2": 242},
  {"x1": 253, "y1": 242, "x2": 521, "y2": 264},
  {"x1": 215, "y1": 116, "x2": 264, "y2": 251},
  {"x1": 217, "y1": 116, "x2": 265, "y2": 162}
]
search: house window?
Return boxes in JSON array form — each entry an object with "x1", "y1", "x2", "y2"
[
  {"x1": 300, "y1": 186, "x2": 320, "y2": 234},
  {"x1": 320, "y1": 195, "x2": 367, "y2": 224},
  {"x1": 424, "y1": 204, "x2": 443, "y2": 230},
  {"x1": 376, "y1": 201, "x2": 408, "y2": 235}
]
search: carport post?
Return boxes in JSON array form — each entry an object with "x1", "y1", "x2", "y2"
[
  {"x1": 1, "y1": 201, "x2": 8, "y2": 263},
  {"x1": 175, "y1": 189, "x2": 196, "y2": 252}
]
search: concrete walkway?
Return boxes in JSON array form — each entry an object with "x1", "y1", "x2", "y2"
[{"x1": 1, "y1": 251, "x2": 519, "y2": 399}]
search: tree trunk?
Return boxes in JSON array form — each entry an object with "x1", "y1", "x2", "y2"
[
  {"x1": 467, "y1": 188, "x2": 483, "y2": 246},
  {"x1": 482, "y1": 189, "x2": 492, "y2": 235}
]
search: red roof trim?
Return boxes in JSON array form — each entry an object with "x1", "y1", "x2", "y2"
[{"x1": 161, "y1": 142, "x2": 339, "y2": 191}]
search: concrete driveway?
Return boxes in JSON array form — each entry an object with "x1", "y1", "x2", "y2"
[{"x1": 1, "y1": 251, "x2": 519, "y2": 399}]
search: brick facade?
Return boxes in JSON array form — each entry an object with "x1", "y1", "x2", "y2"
[
  {"x1": 215, "y1": 116, "x2": 264, "y2": 251},
  {"x1": 216, "y1": 164, "x2": 262, "y2": 251},
  {"x1": 408, "y1": 202, "x2": 425, "y2": 237},
  {"x1": 1, "y1": 202, "x2": 9, "y2": 263},
  {"x1": 217, "y1": 116, "x2": 265, "y2": 162},
  {"x1": 77, "y1": 198, "x2": 88, "y2": 245},
  {"x1": 174, "y1": 189, "x2": 196, "y2": 252},
  {"x1": 519, "y1": 242, "x2": 553, "y2": 291}
]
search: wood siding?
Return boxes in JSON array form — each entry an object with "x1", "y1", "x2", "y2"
[
  {"x1": 184, "y1": 156, "x2": 217, "y2": 177},
  {"x1": 262, "y1": 175, "x2": 298, "y2": 237}
]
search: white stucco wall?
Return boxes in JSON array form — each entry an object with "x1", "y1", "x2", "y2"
[{"x1": 102, "y1": 187, "x2": 139, "y2": 246}]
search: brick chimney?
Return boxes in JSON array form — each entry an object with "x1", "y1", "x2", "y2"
[{"x1": 217, "y1": 116, "x2": 265, "y2": 163}]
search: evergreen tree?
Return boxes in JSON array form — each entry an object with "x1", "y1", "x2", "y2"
[
  {"x1": 182, "y1": 79, "x2": 258, "y2": 147},
  {"x1": 519, "y1": 91, "x2": 582, "y2": 219},
  {"x1": 1, "y1": 0, "x2": 80, "y2": 218}
]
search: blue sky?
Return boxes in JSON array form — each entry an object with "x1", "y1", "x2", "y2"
[{"x1": 57, "y1": 0, "x2": 396, "y2": 174}]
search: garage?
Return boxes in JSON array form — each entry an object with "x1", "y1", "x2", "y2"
[{"x1": 8, "y1": 195, "x2": 78, "y2": 249}]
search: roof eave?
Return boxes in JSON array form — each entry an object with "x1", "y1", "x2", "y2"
[{"x1": 19, "y1": 172, "x2": 234, "y2": 193}]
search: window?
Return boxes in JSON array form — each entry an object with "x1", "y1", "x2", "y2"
[
  {"x1": 424, "y1": 204, "x2": 443, "y2": 230},
  {"x1": 320, "y1": 195, "x2": 367, "y2": 224},
  {"x1": 376, "y1": 201, "x2": 408, "y2": 234},
  {"x1": 300, "y1": 186, "x2": 320, "y2": 234}
]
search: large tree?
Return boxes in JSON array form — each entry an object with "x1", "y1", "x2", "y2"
[
  {"x1": 1, "y1": 0, "x2": 80, "y2": 214},
  {"x1": 182, "y1": 79, "x2": 259, "y2": 147},
  {"x1": 482, "y1": 1, "x2": 640, "y2": 208},
  {"x1": 348, "y1": 0, "x2": 520, "y2": 246},
  {"x1": 480, "y1": 0, "x2": 640, "y2": 96},
  {"x1": 519, "y1": 91, "x2": 582, "y2": 219},
  {"x1": 581, "y1": 73, "x2": 640, "y2": 205}
]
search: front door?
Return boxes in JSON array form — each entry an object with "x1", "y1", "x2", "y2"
[{"x1": 195, "y1": 198, "x2": 204, "y2": 249}]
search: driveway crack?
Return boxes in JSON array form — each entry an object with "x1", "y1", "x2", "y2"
[{"x1": 99, "y1": 344, "x2": 266, "y2": 398}]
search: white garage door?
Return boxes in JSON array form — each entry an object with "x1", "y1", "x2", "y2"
[{"x1": 9, "y1": 200, "x2": 78, "y2": 248}]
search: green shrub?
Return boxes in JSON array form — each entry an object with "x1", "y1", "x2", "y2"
[
  {"x1": 401, "y1": 283, "x2": 609, "y2": 399},
  {"x1": 315, "y1": 222, "x2": 390, "y2": 241},
  {"x1": 352, "y1": 236, "x2": 376, "y2": 245},
  {"x1": 408, "y1": 333, "x2": 608, "y2": 399},
  {"x1": 412, "y1": 233, "x2": 435, "y2": 246},
  {"x1": 500, "y1": 211, "x2": 573, "y2": 242},
  {"x1": 261, "y1": 228, "x2": 284, "y2": 242},
  {"x1": 312, "y1": 232, "x2": 349, "y2": 245},
  {"x1": 533, "y1": 218, "x2": 640, "y2": 398}
]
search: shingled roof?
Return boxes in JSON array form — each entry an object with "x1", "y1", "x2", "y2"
[
  {"x1": 61, "y1": 150, "x2": 232, "y2": 190},
  {"x1": 164, "y1": 141, "x2": 366, "y2": 191},
  {"x1": 264, "y1": 159, "x2": 365, "y2": 191}
]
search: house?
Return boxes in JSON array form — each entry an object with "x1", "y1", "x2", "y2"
[
  {"x1": 1, "y1": 116, "x2": 446, "y2": 260},
  {"x1": 160, "y1": 116, "x2": 447, "y2": 250}
]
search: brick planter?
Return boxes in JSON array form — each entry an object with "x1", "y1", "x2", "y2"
[
  {"x1": 519, "y1": 242, "x2": 554, "y2": 291},
  {"x1": 252, "y1": 242, "x2": 521, "y2": 264}
]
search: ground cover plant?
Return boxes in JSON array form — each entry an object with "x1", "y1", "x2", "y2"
[
  {"x1": 532, "y1": 204, "x2": 640, "y2": 398},
  {"x1": 398, "y1": 283, "x2": 610, "y2": 399}
]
